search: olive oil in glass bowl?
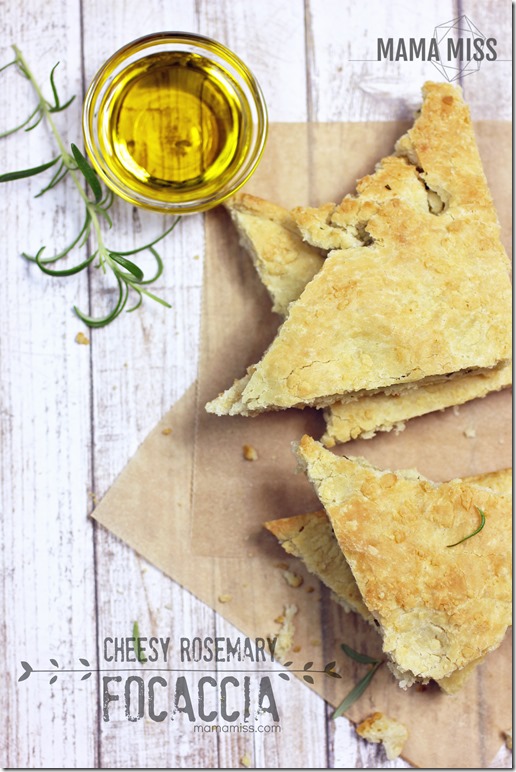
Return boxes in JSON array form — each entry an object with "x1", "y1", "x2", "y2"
[{"x1": 83, "y1": 33, "x2": 268, "y2": 213}]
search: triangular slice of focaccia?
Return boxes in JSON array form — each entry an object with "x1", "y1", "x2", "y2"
[
  {"x1": 294, "y1": 436, "x2": 512, "y2": 686},
  {"x1": 225, "y1": 193, "x2": 324, "y2": 315},
  {"x1": 208, "y1": 190, "x2": 511, "y2": 435},
  {"x1": 265, "y1": 467, "x2": 511, "y2": 693},
  {"x1": 206, "y1": 82, "x2": 511, "y2": 415}
]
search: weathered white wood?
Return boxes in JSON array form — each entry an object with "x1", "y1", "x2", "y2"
[
  {"x1": 81, "y1": 0, "x2": 322, "y2": 767},
  {"x1": 307, "y1": 0, "x2": 465, "y2": 121},
  {"x1": 459, "y1": 0, "x2": 512, "y2": 120},
  {"x1": 80, "y1": 0, "x2": 214, "y2": 765},
  {"x1": 0, "y1": 1, "x2": 98, "y2": 768},
  {"x1": 329, "y1": 710, "x2": 411, "y2": 768},
  {"x1": 2, "y1": 0, "x2": 511, "y2": 768},
  {"x1": 197, "y1": 0, "x2": 308, "y2": 122}
]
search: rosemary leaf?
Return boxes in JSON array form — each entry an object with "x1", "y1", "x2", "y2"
[
  {"x1": 447, "y1": 506, "x2": 486, "y2": 548},
  {"x1": 36, "y1": 250, "x2": 96, "y2": 277},
  {"x1": 74, "y1": 276, "x2": 129, "y2": 328},
  {"x1": 138, "y1": 287, "x2": 172, "y2": 308},
  {"x1": 332, "y1": 660, "x2": 383, "y2": 719},
  {"x1": 138, "y1": 247, "x2": 164, "y2": 285},
  {"x1": 71, "y1": 143, "x2": 102, "y2": 203},
  {"x1": 48, "y1": 62, "x2": 61, "y2": 108},
  {"x1": 23, "y1": 212, "x2": 92, "y2": 264},
  {"x1": 110, "y1": 253, "x2": 145, "y2": 282},
  {"x1": 115, "y1": 217, "x2": 181, "y2": 256},
  {"x1": 132, "y1": 621, "x2": 147, "y2": 664},
  {"x1": 1, "y1": 47, "x2": 178, "y2": 326},
  {"x1": 0, "y1": 106, "x2": 40, "y2": 138},
  {"x1": 126, "y1": 291, "x2": 144, "y2": 313},
  {"x1": 0, "y1": 156, "x2": 60, "y2": 182},
  {"x1": 341, "y1": 643, "x2": 380, "y2": 665}
]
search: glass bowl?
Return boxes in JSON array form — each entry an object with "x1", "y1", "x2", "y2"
[{"x1": 82, "y1": 32, "x2": 268, "y2": 214}]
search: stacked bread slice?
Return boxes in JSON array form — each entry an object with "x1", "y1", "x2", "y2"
[
  {"x1": 266, "y1": 438, "x2": 512, "y2": 692},
  {"x1": 206, "y1": 82, "x2": 512, "y2": 442}
]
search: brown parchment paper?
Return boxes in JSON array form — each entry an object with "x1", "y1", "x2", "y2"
[{"x1": 93, "y1": 122, "x2": 512, "y2": 769}]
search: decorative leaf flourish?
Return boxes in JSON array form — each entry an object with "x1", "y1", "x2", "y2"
[
  {"x1": 81, "y1": 672, "x2": 92, "y2": 681},
  {"x1": 0, "y1": 46, "x2": 180, "y2": 327},
  {"x1": 324, "y1": 661, "x2": 342, "y2": 679},
  {"x1": 277, "y1": 659, "x2": 341, "y2": 682},
  {"x1": 49, "y1": 675, "x2": 58, "y2": 685},
  {"x1": 50, "y1": 658, "x2": 59, "y2": 668},
  {"x1": 79, "y1": 658, "x2": 90, "y2": 667},
  {"x1": 18, "y1": 661, "x2": 33, "y2": 682}
]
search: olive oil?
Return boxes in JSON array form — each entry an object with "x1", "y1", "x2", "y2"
[{"x1": 96, "y1": 51, "x2": 252, "y2": 205}]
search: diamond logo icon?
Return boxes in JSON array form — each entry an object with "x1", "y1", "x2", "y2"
[{"x1": 432, "y1": 15, "x2": 486, "y2": 81}]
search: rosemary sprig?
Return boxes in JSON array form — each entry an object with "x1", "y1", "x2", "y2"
[
  {"x1": 332, "y1": 644, "x2": 384, "y2": 719},
  {"x1": 0, "y1": 46, "x2": 180, "y2": 327},
  {"x1": 446, "y1": 506, "x2": 486, "y2": 548}
]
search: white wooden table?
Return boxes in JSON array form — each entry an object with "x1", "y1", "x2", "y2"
[{"x1": 1, "y1": 0, "x2": 511, "y2": 767}]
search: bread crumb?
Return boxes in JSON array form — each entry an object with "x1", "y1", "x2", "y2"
[
  {"x1": 282, "y1": 569, "x2": 304, "y2": 588},
  {"x1": 306, "y1": 586, "x2": 315, "y2": 594},
  {"x1": 193, "y1": 254, "x2": 201, "y2": 261},
  {"x1": 452, "y1": 405, "x2": 461, "y2": 416},
  {"x1": 292, "y1": 645, "x2": 301, "y2": 653},
  {"x1": 463, "y1": 427, "x2": 476, "y2": 438},
  {"x1": 218, "y1": 594, "x2": 232, "y2": 603},
  {"x1": 161, "y1": 428, "x2": 173, "y2": 436},
  {"x1": 310, "y1": 639, "x2": 321, "y2": 647},
  {"x1": 275, "y1": 561, "x2": 289, "y2": 570},
  {"x1": 75, "y1": 331, "x2": 90, "y2": 345},
  {"x1": 504, "y1": 728, "x2": 512, "y2": 750},
  {"x1": 240, "y1": 752, "x2": 252, "y2": 768},
  {"x1": 243, "y1": 444, "x2": 258, "y2": 461},
  {"x1": 273, "y1": 604, "x2": 298, "y2": 660},
  {"x1": 357, "y1": 712, "x2": 408, "y2": 760}
]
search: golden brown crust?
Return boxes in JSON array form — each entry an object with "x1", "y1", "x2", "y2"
[
  {"x1": 210, "y1": 83, "x2": 511, "y2": 414},
  {"x1": 264, "y1": 511, "x2": 373, "y2": 622},
  {"x1": 225, "y1": 193, "x2": 324, "y2": 315},
  {"x1": 265, "y1": 468, "x2": 510, "y2": 690},
  {"x1": 295, "y1": 436, "x2": 512, "y2": 683},
  {"x1": 322, "y1": 365, "x2": 512, "y2": 445},
  {"x1": 356, "y1": 711, "x2": 409, "y2": 760}
]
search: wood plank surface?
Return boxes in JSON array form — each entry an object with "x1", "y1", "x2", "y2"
[{"x1": 1, "y1": 0, "x2": 512, "y2": 768}]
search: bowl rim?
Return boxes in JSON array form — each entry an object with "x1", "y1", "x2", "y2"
[{"x1": 82, "y1": 31, "x2": 269, "y2": 214}]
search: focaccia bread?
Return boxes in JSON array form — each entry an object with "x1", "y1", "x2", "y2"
[
  {"x1": 356, "y1": 712, "x2": 409, "y2": 760},
  {"x1": 265, "y1": 467, "x2": 511, "y2": 693},
  {"x1": 224, "y1": 193, "x2": 324, "y2": 315},
  {"x1": 321, "y1": 366, "x2": 511, "y2": 445},
  {"x1": 265, "y1": 509, "x2": 373, "y2": 622},
  {"x1": 295, "y1": 436, "x2": 512, "y2": 686},
  {"x1": 209, "y1": 189, "x2": 511, "y2": 434},
  {"x1": 207, "y1": 82, "x2": 512, "y2": 415}
]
